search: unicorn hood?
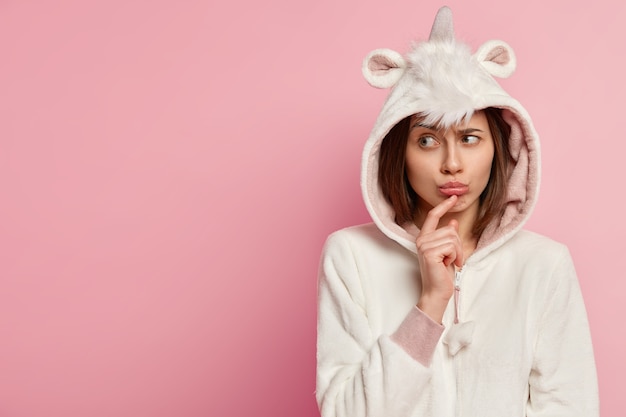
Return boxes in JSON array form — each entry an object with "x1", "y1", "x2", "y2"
[{"x1": 361, "y1": 6, "x2": 540, "y2": 262}]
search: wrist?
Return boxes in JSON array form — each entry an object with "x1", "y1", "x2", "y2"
[{"x1": 417, "y1": 294, "x2": 449, "y2": 324}]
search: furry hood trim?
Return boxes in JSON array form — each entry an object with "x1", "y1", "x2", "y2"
[{"x1": 360, "y1": 6, "x2": 540, "y2": 262}]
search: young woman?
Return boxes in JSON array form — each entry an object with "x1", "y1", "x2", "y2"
[{"x1": 316, "y1": 6, "x2": 598, "y2": 417}]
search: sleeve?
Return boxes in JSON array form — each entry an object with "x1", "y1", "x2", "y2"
[
  {"x1": 526, "y1": 247, "x2": 599, "y2": 417},
  {"x1": 316, "y1": 231, "x2": 444, "y2": 417}
]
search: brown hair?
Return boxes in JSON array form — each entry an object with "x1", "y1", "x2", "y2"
[{"x1": 378, "y1": 107, "x2": 512, "y2": 238}]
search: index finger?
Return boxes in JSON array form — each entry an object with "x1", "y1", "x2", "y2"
[{"x1": 420, "y1": 195, "x2": 458, "y2": 233}]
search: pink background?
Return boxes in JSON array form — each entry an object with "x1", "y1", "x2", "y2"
[{"x1": 0, "y1": 1, "x2": 622, "y2": 416}]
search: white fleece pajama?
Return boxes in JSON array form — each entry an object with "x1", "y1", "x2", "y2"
[{"x1": 316, "y1": 6, "x2": 599, "y2": 417}]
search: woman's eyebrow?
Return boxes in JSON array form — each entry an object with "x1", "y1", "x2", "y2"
[{"x1": 457, "y1": 128, "x2": 483, "y2": 134}]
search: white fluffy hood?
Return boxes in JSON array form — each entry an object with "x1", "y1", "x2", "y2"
[{"x1": 361, "y1": 6, "x2": 541, "y2": 262}]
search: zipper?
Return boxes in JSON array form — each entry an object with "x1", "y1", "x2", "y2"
[
  {"x1": 453, "y1": 266, "x2": 468, "y2": 417},
  {"x1": 453, "y1": 268, "x2": 463, "y2": 324},
  {"x1": 454, "y1": 267, "x2": 463, "y2": 417}
]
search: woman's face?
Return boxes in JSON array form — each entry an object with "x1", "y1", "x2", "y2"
[{"x1": 405, "y1": 111, "x2": 495, "y2": 218}]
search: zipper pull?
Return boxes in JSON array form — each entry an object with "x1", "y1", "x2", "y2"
[{"x1": 453, "y1": 269, "x2": 462, "y2": 324}]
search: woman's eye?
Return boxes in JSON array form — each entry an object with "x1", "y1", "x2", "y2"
[
  {"x1": 462, "y1": 135, "x2": 480, "y2": 145},
  {"x1": 418, "y1": 136, "x2": 438, "y2": 148}
]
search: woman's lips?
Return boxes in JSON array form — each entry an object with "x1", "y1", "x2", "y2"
[{"x1": 439, "y1": 182, "x2": 469, "y2": 196}]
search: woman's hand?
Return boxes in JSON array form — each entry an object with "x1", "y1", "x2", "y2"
[{"x1": 415, "y1": 195, "x2": 463, "y2": 324}]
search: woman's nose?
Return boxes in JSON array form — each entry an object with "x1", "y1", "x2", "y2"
[{"x1": 441, "y1": 146, "x2": 462, "y2": 174}]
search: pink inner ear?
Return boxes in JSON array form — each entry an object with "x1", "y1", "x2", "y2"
[
  {"x1": 368, "y1": 55, "x2": 399, "y2": 74},
  {"x1": 485, "y1": 46, "x2": 510, "y2": 65}
]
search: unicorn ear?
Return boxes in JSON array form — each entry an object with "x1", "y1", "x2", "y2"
[
  {"x1": 362, "y1": 48, "x2": 406, "y2": 89},
  {"x1": 474, "y1": 40, "x2": 516, "y2": 78}
]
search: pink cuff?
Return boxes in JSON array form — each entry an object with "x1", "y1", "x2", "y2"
[{"x1": 390, "y1": 306, "x2": 445, "y2": 366}]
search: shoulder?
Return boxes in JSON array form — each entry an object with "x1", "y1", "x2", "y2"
[
  {"x1": 323, "y1": 223, "x2": 401, "y2": 257},
  {"x1": 318, "y1": 224, "x2": 390, "y2": 293},
  {"x1": 504, "y1": 229, "x2": 570, "y2": 258},
  {"x1": 491, "y1": 229, "x2": 576, "y2": 282},
  {"x1": 326, "y1": 222, "x2": 382, "y2": 240}
]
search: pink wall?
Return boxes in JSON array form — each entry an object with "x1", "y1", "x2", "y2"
[{"x1": 0, "y1": 1, "x2": 621, "y2": 415}]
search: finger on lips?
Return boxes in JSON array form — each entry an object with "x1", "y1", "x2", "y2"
[
  {"x1": 416, "y1": 196, "x2": 464, "y2": 267},
  {"x1": 420, "y1": 195, "x2": 458, "y2": 233}
]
